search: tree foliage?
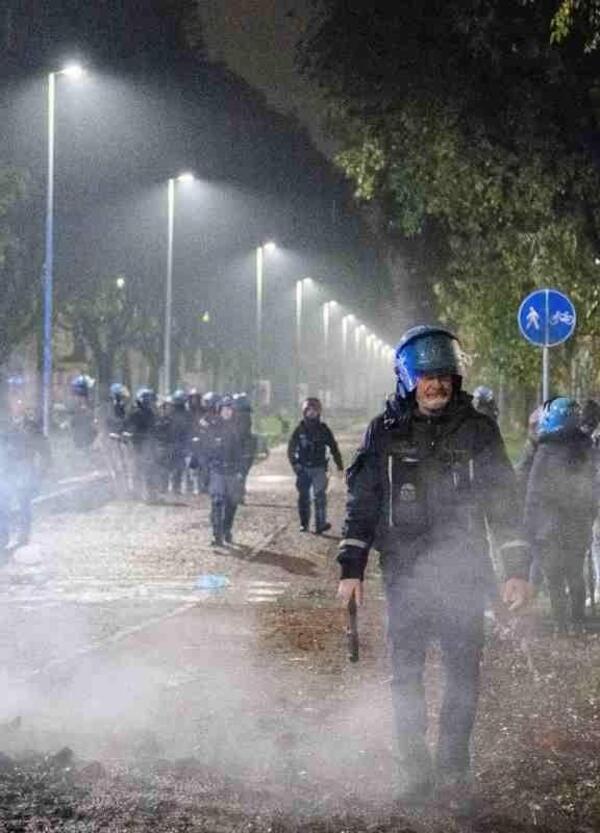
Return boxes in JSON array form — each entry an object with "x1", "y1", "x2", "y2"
[
  {"x1": 299, "y1": 0, "x2": 600, "y2": 400},
  {"x1": 0, "y1": 167, "x2": 36, "y2": 369}
]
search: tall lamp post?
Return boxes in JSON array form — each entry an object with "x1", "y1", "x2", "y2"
[
  {"x1": 295, "y1": 277, "x2": 311, "y2": 404},
  {"x1": 42, "y1": 63, "x2": 85, "y2": 437},
  {"x1": 255, "y1": 240, "x2": 276, "y2": 398},
  {"x1": 164, "y1": 172, "x2": 194, "y2": 396},
  {"x1": 341, "y1": 314, "x2": 355, "y2": 408}
]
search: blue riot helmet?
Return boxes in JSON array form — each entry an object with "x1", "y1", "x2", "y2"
[
  {"x1": 171, "y1": 388, "x2": 188, "y2": 408},
  {"x1": 110, "y1": 382, "x2": 130, "y2": 402},
  {"x1": 219, "y1": 393, "x2": 235, "y2": 410},
  {"x1": 135, "y1": 387, "x2": 157, "y2": 409},
  {"x1": 394, "y1": 325, "x2": 463, "y2": 398},
  {"x1": 232, "y1": 392, "x2": 252, "y2": 413},
  {"x1": 202, "y1": 391, "x2": 221, "y2": 413},
  {"x1": 538, "y1": 397, "x2": 581, "y2": 437},
  {"x1": 472, "y1": 385, "x2": 498, "y2": 420},
  {"x1": 70, "y1": 374, "x2": 95, "y2": 398}
]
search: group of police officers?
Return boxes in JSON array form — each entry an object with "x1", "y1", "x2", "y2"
[
  {"x1": 2, "y1": 321, "x2": 600, "y2": 812},
  {"x1": 70, "y1": 378, "x2": 259, "y2": 547}
]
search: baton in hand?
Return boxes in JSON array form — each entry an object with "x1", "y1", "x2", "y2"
[{"x1": 346, "y1": 594, "x2": 359, "y2": 663}]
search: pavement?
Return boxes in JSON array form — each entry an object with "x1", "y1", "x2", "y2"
[{"x1": 0, "y1": 434, "x2": 400, "y2": 808}]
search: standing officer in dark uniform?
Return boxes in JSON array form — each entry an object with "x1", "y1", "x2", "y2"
[
  {"x1": 337, "y1": 326, "x2": 531, "y2": 806},
  {"x1": 288, "y1": 397, "x2": 344, "y2": 533},
  {"x1": 206, "y1": 394, "x2": 245, "y2": 546},
  {"x1": 123, "y1": 388, "x2": 158, "y2": 501},
  {"x1": 524, "y1": 396, "x2": 598, "y2": 631}
]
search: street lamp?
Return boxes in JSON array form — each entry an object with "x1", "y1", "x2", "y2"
[
  {"x1": 164, "y1": 172, "x2": 195, "y2": 395},
  {"x1": 42, "y1": 62, "x2": 86, "y2": 437},
  {"x1": 255, "y1": 241, "x2": 276, "y2": 391}
]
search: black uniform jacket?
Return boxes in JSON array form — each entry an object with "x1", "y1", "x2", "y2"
[
  {"x1": 524, "y1": 430, "x2": 599, "y2": 548},
  {"x1": 338, "y1": 393, "x2": 530, "y2": 588},
  {"x1": 287, "y1": 419, "x2": 343, "y2": 470},
  {"x1": 206, "y1": 419, "x2": 246, "y2": 476}
]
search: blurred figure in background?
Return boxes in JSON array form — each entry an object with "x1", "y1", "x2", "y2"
[
  {"x1": 232, "y1": 393, "x2": 257, "y2": 504},
  {"x1": 524, "y1": 397, "x2": 598, "y2": 632},
  {"x1": 68, "y1": 374, "x2": 97, "y2": 451},
  {"x1": 124, "y1": 387, "x2": 158, "y2": 501},
  {"x1": 288, "y1": 397, "x2": 343, "y2": 534},
  {"x1": 206, "y1": 394, "x2": 245, "y2": 546}
]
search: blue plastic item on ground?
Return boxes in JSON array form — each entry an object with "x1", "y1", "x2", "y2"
[{"x1": 195, "y1": 574, "x2": 230, "y2": 591}]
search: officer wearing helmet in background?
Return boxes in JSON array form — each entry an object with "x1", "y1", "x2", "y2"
[
  {"x1": 337, "y1": 325, "x2": 531, "y2": 808},
  {"x1": 472, "y1": 386, "x2": 499, "y2": 421},
  {"x1": 165, "y1": 389, "x2": 193, "y2": 495},
  {"x1": 123, "y1": 387, "x2": 158, "y2": 501},
  {"x1": 194, "y1": 392, "x2": 221, "y2": 494},
  {"x1": 232, "y1": 393, "x2": 257, "y2": 503},
  {"x1": 524, "y1": 397, "x2": 599, "y2": 631},
  {"x1": 287, "y1": 397, "x2": 343, "y2": 534},
  {"x1": 98, "y1": 383, "x2": 131, "y2": 494},
  {"x1": 69, "y1": 374, "x2": 98, "y2": 450},
  {"x1": 107, "y1": 383, "x2": 130, "y2": 432},
  {"x1": 206, "y1": 394, "x2": 245, "y2": 546}
]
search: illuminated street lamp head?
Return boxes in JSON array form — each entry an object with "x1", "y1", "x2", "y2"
[
  {"x1": 60, "y1": 63, "x2": 85, "y2": 79},
  {"x1": 177, "y1": 172, "x2": 195, "y2": 184},
  {"x1": 263, "y1": 241, "x2": 276, "y2": 253},
  {"x1": 115, "y1": 276, "x2": 126, "y2": 289}
]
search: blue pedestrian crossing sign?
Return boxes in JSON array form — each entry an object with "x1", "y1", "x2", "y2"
[{"x1": 517, "y1": 288, "x2": 576, "y2": 347}]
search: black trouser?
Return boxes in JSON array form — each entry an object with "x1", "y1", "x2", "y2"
[
  {"x1": 384, "y1": 572, "x2": 484, "y2": 777},
  {"x1": 169, "y1": 450, "x2": 188, "y2": 494},
  {"x1": 533, "y1": 538, "x2": 587, "y2": 626},
  {"x1": 295, "y1": 466, "x2": 328, "y2": 529},
  {"x1": 209, "y1": 473, "x2": 242, "y2": 541}
]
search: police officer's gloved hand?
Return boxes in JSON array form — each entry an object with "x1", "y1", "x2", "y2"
[{"x1": 293, "y1": 464, "x2": 303, "y2": 475}]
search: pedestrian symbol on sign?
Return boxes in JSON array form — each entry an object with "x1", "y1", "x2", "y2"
[{"x1": 526, "y1": 306, "x2": 541, "y2": 331}]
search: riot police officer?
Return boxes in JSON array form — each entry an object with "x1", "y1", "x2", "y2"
[
  {"x1": 206, "y1": 394, "x2": 245, "y2": 546},
  {"x1": 97, "y1": 383, "x2": 131, "y2": 493},
  {"x1": 524, "y1": 397, "x2": 598, "y2": 631},
  {"x1": 232, "y1": 393, "x2": 257, "y2": 503},
  {"x1": 337, "y1": 325, "x2": 531, "y2": 806},
  {"x1": 166, "y1": 389, "x2": 193, "y2": 494},
  {"x1": 195, "y1": 392, "x2": 221, "y2": 494},
  {"x1": 124, "y1": 387, "x2": 158, "y2": 501},
  {"x1": 69, "y1": 374, "x2": 97, "y2": 450},
  {"x1": 287, "y1": 397, "x2": 343, "y2": 533}
]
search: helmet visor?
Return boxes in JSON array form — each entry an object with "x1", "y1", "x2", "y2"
[{"x1": 395, "y1": 333, "x2": 462, "y2": 393}]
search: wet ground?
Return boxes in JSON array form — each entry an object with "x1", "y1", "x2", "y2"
[{"x1": 1, "y1": 438, "x2": 600, "y2": 831}]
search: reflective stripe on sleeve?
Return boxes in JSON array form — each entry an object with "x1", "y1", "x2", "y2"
[{"x1": 339, "y1": 538, "x2": 368, "y2": 550}]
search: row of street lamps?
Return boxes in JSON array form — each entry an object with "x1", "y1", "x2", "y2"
[{"x1": 41, "y1": 64, "x2": 394, "y2": 434}]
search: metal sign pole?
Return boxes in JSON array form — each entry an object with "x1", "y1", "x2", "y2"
[{"x1": 542, "y1": 289, "x2": 550, "y2": 402}]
